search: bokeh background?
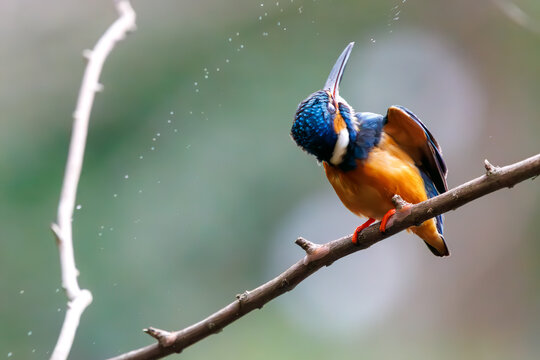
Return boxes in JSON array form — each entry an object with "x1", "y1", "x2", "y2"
[{"x1": 2, "y1": 0, "x2": 539, "y2": 359}]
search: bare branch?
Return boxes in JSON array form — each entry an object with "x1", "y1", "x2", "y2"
[
  {"x1": 50, "y1": 1, "x2": 136, "y2": 359},
  {"x1": 107, "y1": 153, "x2": 540, "y2": 360},
  {"x1": 492, "y1": 0, "x2": 540, "y2": 35}
]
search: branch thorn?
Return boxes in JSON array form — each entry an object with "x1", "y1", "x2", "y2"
[
  {"x1": 82, "y1": 49, "x2": 92, "y2": 59},
  {"x1": 484, "y1": 159, "x2": 500, "y2": 175},
  {"x1": 295, "y1": 237, "x2": 318, "y2": 254},
  {"x1": 391, "y1": 194, "x2": 409, "y2": 210},
  {"x1": 295, "y1": 237, "x2": 330, "y2": 264},
  {"x1": 143, "y1": 327, "x2": 176, "y2": 347},
  {"x1": 235, "y1": 290, "x2": 250, "y2": 302}
]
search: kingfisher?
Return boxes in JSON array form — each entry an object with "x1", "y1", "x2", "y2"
[{"x1": 291, "y1": 42, "x2": 449, "y2": 257}]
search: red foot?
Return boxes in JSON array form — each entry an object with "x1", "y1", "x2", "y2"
[
  {"x1": 352, "y1": 218, "x2": 376, "y2": 244},
  {"x1": 379, "y1": 209, "x2": 396, "y2": 232}
]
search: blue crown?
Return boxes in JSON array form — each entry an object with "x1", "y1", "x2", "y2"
[{"x1": 291, "y1": 90, "x2": 337, "y2": 162}]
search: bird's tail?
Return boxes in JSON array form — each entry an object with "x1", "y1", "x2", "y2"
[
  {"x1": 423, "y1": 235, "x2": 450, "y2": 257},
  {"x1": 412, "y1": 218, "x2": 450, "y2": 257}
]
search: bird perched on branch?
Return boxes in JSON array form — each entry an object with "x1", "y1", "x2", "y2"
[{"x1": 291, "y1": 42, "x2": 449, "y2": 256}]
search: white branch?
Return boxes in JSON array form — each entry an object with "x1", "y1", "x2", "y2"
[{"x1": 50, "y1": 1, "x2": 136, "y2": 359}]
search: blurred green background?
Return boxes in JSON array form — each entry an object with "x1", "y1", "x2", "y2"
[{"x1": 2, "y1": 0, "x2": 540, "y2": 359}]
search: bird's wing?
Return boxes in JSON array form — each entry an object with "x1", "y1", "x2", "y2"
[{"x1": 383, "y1": 106, "x2": 448, "y2": 194}]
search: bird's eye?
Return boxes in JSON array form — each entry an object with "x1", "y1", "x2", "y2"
[{"x1": 327, "y1": 102, "x2": 336, "y2": 114}]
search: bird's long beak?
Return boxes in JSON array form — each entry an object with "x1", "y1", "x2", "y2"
[{"x1": 323, "y1": 42, "x2": 354, "y2": 98}]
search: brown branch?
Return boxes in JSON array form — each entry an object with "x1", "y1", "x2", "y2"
[
  {"x1": 107, "y1": 153, "x2": 540, "y2": 360},
  {"x1": 50, "y1": 1, "x2": 136, "y2": 359}
]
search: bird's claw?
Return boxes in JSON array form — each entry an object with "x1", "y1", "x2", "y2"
[
  {"x1": 379, "y1": 205, "x2": 412, "y2": 232},
  {"x1": 352, "y1": 218, "x2": 375, "y2": 244}
]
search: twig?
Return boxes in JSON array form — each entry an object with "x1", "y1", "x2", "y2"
[
  {"x1": 143, "y1": 328, "x2": 177, "y2": 348},
  {"x1": 107, "y1": 153, "x2": 540, "y2": 360},
  {"x1": 50, "y1": 2, "x2": 136, "y2": 359},
  {"x1": 492, "y1": 0, "x2": 540, "y2": 35}
]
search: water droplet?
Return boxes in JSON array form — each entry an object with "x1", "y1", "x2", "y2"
[
  {"x1": 170, "y1": 111, "x2": 174, "y2": 115},
  {"x1": 151, "y1": 146, "x2": 155, "y2": 150},
  {"x1": 55, "y1": 288, "x2": 60, "y2": 293},
  {"x1": 216, "y1": 67, "x2": 220, "y2": 71},
  {"x1": 124, "y1": 175, "x2": 129, "y2": 179},
  {"x1": 19, "y1": 290, "x2": 24, "y2": 295},
  {"x1": 186, "y1": 144, "x2": 192, "y2": 149},
  {"x1": 98, "y1": 232, "x2": 102, "y2": 237},
  {"x1": 138, "y1": 189, "x2": 143, "y2": 194},
  {"x1": 32, "y1": 349, "x2": 36, "y2": 353},
  {"x1": 27, "y1": 331, "x2": 32, "y2": 336},
  {"x1": 7, "y1": 353, "x2": 12, "y2": 358},
  {"x1": 260, "y1": 3, "x2": 264, "y2": 6},
  {"x1": 195, "y1": 89, "x2": 199, "y2": 93},
  {"x1": 236, "y1": 32, "x2": 240, "y2": 36},
  {"x1": 370, "y1": 38, "x2": 376, "y2": 43},
  {"x1": 157, "y1": 180, "x2": 161, "y2": 184},
  {"x1": 57, "y1": 308, "x2": 61, "y2": 312},
  {"x1": 277, "y1": 21, "x2": 281, "y2": 26},
  {"x1": 189, "y1": 111, "x2": 193, "y2": 114},
  {"x1": 204, "y1": 67, "x2": 208, "y2": 72},
  {"x1": 100, "y1": 225, "x2": 104, "y2": 229},
  {"x1": 194, "y1": 82, "x2": 198, "y2": 86},
  {"x1": 76, "y1": 204, "x2": 82, "y2": 210},
  {"x1": 139, "y1": 155, "x2": 144, "y2": 159},
  {"x1": 283, "y1": 27, "x2": 287, "y2": 31},
  {"x1": 393, "y1": 16, "x2": 399, "y2": 20},
  {"x1": 174, "y1": 129, "x2": 178, "y2": 132},
  {"x1": 156, "y1": 133, "x2": 160, "y2": 137},
  {"x1": 167, "y1": 120, "x2": 171, "y2": 124},
  {"x1": 113, "y1": 193, "x2": 118, "y2": 198},
  {"x1": 265, "y1": 12, "x2": 268, "y2": 16},
  {"x1": 226, "y1": 59, "x2": 230, "y2": 63},
  {"x1": 298, "y1": 6, "x2": 303, "y2": 13},
  {"x1": 228, "y1": 37, "x2": 232, "y2": 42},
  {"x1": 204, "y1": 75, "x2": 209, "y2": 79},
  {"x1": 259, "y1": 16, "x2": 262, "y2": 20},
  {"x1": 240, "y1": 44, "x2": 244, "y2": 49},
  {"x1": 109, "y1": 227, "x2": 114, "y2": 231},
  {"x1": 262, "y1": 32, "x2": 269, "y2": 36},
  {"x1": 152, "y1": 137, "x2": 156, "y2": 141}
]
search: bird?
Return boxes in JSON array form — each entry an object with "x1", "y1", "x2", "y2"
[{"x1": 290, "y1": 42, "x2": 449, "y2": 257}]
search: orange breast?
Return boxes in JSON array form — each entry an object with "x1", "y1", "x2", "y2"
[{"x1": 324, "y1": 133, "x2": 428, "y2": 219}]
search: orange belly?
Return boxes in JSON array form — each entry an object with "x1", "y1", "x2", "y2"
[
  {"x1": 324, "y1": 133, "x2": 443, "y2": 250},
  {"x1": 324, "y1": 133, "x2": 428, "y2": 219}
]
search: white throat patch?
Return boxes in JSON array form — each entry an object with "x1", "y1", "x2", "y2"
[{"x1": 329, "y1": 128, "x2": 349, "y2": 165}]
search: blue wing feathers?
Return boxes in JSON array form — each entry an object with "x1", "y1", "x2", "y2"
[{"x1": 420, "y1": 170, "x2": 444, "y2": 236}]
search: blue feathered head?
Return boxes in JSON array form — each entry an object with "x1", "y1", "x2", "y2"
[
  {"x1": 291, "y1": 90, "x2": 338, "y2": 162},
  {"x1": 291, "y1": 43, "x2": 357, "y2": 166}
]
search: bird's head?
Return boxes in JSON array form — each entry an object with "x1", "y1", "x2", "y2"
[{"x1": 291, "y1": 42, "x2": 357, "y2": 166}]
